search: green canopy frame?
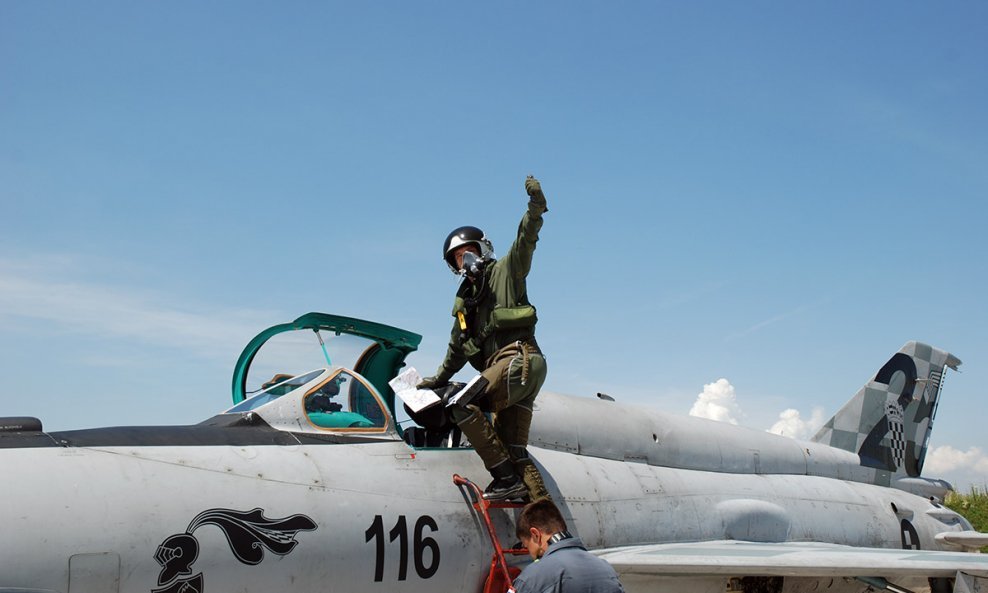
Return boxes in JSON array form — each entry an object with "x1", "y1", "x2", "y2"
[{"x1": 231, "y1": 312, "x2": 422, "y2": 416}]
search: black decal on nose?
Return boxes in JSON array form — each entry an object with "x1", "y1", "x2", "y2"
[
  {"x1": 154, "y1": 534, "x2": 199, "y2": 585},
  {"x1": 187, "y1": 508, "x2": 318, "y2": 565},
  {"x1": 151, "y1": 508, "x2": 317, "y2": 592},
  {"x1": 152, "y1": 572, "x2": 203, "y2": 593}
]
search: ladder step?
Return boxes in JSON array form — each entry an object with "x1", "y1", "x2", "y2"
[{"x1": 453, "y1": 473, "x2": 530, "y2": 591}]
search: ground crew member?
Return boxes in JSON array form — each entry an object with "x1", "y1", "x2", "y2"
[
  {"x1": 511, "y1": 499, "x2": 625, "y2": 593},
  {"x1": 418, "y1": 175, "x2": 549, "y2": 501}
]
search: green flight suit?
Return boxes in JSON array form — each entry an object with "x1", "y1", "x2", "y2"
[{"x1": 432, "y1": 184, "x2": 549, "y2": 498}]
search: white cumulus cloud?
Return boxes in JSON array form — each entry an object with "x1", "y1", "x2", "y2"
[
  {"x1": 924, "y1": 446, "x2": 988, "y2": 476},
  {"x1": 768, "y1": 407, "x2": 826, "y2": 440},
  {"x1": 689, "y1": 378, "x2": 742, "y2": 425}
]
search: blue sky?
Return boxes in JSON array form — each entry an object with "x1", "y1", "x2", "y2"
[{"x1": 2, "y1": 3, "x2": 986, "y2": 488}]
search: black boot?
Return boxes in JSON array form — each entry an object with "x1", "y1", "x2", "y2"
[{"x1": 482, "y1": 460, "x2": 528, "y2": 501}]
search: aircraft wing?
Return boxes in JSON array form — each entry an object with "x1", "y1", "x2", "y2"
[{"x1": 593, "y1": 540, "x2": 988, "y2": 579}]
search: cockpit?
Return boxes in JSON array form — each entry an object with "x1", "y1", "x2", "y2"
[
  {"x1": 226, "y1": 313, "x2": 423, "y2": 439},
  {"x1": 225, "y1": 367, "x2": 393, "y2": 434}
]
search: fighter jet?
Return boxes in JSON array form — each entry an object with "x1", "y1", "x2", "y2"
[{"x1": 2, "y1": 312, "x2": 986, "y2": 593}]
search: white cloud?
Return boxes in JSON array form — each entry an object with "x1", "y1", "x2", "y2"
[
  {"x1": 767, "y1": 407, "x2": 826, "y2": 440},
  {"x1": 925, "y1": 446, "x2": 988, "y2": 476},
  {"x1": 689, "y1": 378, "x2": 742, "y2": 425}
]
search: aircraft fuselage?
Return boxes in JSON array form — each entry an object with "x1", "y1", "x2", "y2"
[{"x1": 0, "y1": 424, "x2": 969, "y2": 593}]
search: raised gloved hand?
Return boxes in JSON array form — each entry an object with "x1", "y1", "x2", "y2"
[
  {"x1": 417, "y1": 376, "x2": 449, "y2": 390},
  {"x1": 525, "y1": 175, "x2": 543, "y2": 198},
  {"x1": 525, "y1": 175, "x2": 547, "y2": 212}
]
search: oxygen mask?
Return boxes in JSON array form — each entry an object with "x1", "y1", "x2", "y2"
[{"x1": 460, "y1": 250, "x2": 485, "y2": 278}]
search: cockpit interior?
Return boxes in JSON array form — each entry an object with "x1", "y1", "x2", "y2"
[{"x1": 225, "y1": 367, "x2": 392, "y2": 433}]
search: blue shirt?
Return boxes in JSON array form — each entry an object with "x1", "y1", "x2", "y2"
[{"x1": 511, "y1": 537, "x2": 625, "y2": 593}]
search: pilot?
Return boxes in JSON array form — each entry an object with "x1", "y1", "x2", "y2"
[
  {"x1": 418, "y1": 175, "x2": 549, "y2": 502},
  {"x1": 511, "y1": 499, "x2": 625, "y2": 593}
]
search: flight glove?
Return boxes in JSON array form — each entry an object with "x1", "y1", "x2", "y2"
[
  {"x1": 417, "y1": 375, "x2": 449, "y2": 390},
  {"x1": 525, "y1": 175, "x2": 547, "y2": 212}
]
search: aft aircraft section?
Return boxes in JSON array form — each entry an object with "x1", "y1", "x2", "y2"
[{"x1": 530, "y1": 391, "x2": 879, "y2": 483}]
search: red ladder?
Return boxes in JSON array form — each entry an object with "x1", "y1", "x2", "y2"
[{"x1": 453, "y1": 474, "x2": 529, "y2": 593}]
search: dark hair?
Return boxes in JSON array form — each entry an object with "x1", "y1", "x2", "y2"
[{"x1": 516, "y1": 499, "x2": 567, "y2": 540}]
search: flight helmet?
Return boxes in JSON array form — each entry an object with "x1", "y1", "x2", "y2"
[{"x1": 443, "y1": 226, "x2": 494, "y2": 274}]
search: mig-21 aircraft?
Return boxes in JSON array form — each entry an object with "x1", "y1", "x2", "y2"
[{"x1": 2, "y1": 312, "x2": 987, "y2": 593}]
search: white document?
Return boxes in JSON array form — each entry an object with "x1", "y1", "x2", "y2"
[
  {"x1": 388, "y1": 367, "x2": 442, "y2": 413},
  {"x1": 446, "y1": 374, "x2": 485, "y2": 407}
]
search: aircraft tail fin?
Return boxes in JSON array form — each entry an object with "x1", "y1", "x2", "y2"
[{"x1": 811, "y1": 342, "x2": 961, "y2": 478}]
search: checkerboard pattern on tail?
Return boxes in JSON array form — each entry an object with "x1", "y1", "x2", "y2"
[{"x1": 811, "y1": 342, "x2": 961, "y2": 486}]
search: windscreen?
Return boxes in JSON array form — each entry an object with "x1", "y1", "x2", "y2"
[
  {"x1": 227, "y1": 369, "x2": 325, "y2": 413},
  {"x1": 243, "y1": 330, "x2": 377, "y2": 398}
]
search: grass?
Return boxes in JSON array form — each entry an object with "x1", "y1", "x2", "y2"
[{"x1": 944, "y1": 485, "x2": 988, "y2": 552}]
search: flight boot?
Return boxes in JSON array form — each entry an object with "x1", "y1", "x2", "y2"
[
  {"x1": 510, "y1": 445, "x2": 550, "y2": 502},
  {"x1": 482, "y1": 459, "x2": 528, "y2": 502}
]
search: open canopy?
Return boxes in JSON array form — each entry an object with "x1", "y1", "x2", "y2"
[{"x1": 231, "y1": 312, "x2": 422, "y2": 415}]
